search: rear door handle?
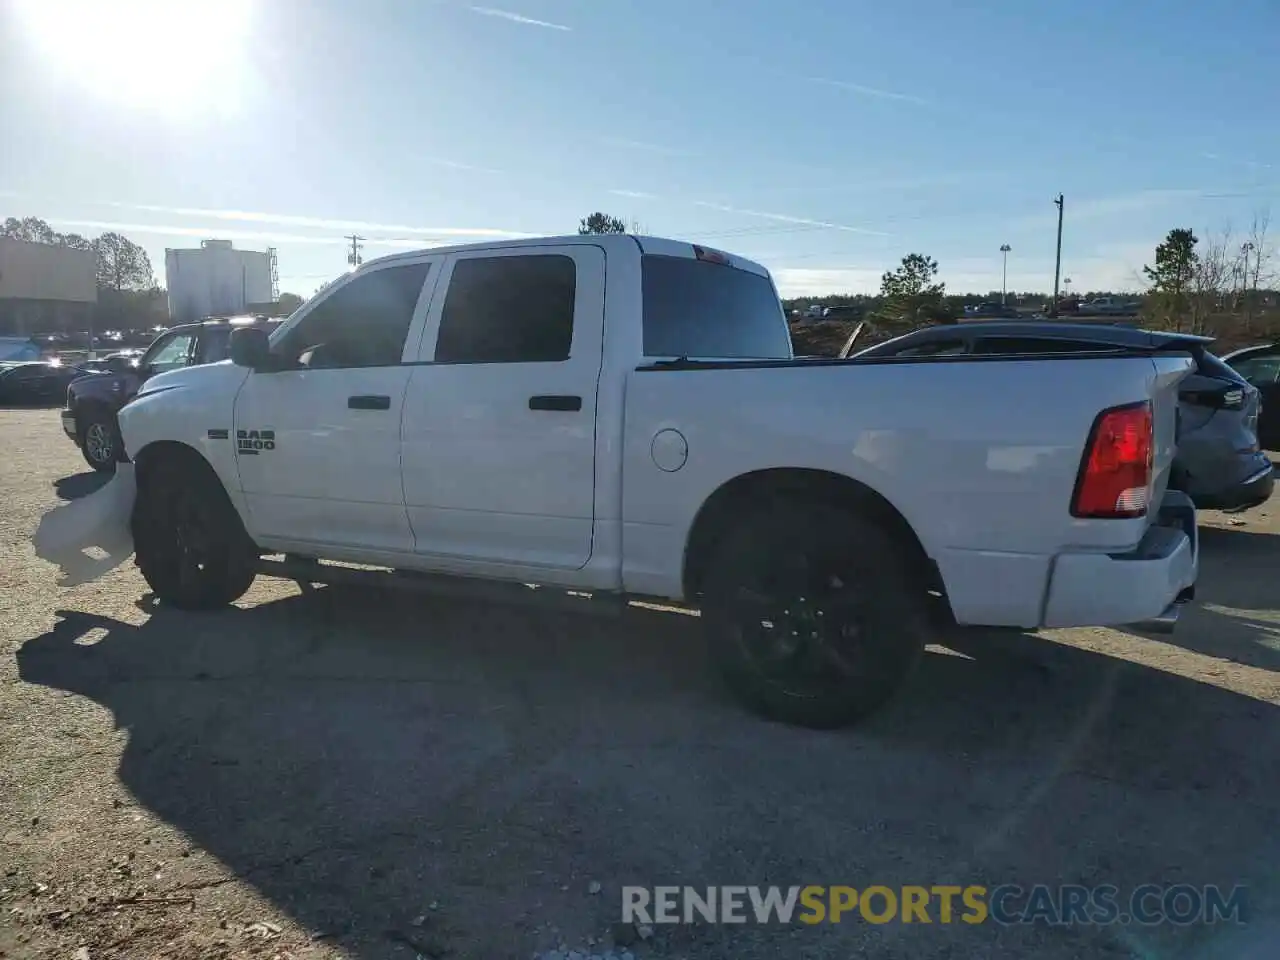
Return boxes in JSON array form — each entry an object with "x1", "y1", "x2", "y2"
[
  {"x1": 348, "y1": 394, "x2": 391, "y2": 410},
  {"x1": 529, "y1": 395, "x2": 582, "y2": 412}
]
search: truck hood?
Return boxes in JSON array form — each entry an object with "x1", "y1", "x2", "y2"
[{"x1": 135, "y1": 360, "x2": 245, "y2": 399}]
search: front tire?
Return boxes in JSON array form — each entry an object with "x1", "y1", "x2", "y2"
[
  {"x1": 702, "y1": 502, "x2": 930, "y2": 729},
  {"x1": 132, "y1": 451, "x2": 259, "y2": 610},
  {"x1": 79, "y1": 414, "x2": 122, "y2": 473}
]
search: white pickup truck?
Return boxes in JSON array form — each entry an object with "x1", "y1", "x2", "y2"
[{"x1": 43, "y1": 234, "x2": 1199, "y2": 728}]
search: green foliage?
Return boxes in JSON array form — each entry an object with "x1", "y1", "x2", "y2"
[
  {"x1": 94, "y1": 231, "x2": 154, "y2": 292},
  {"x1": 1143, "y1": 228, "x2": 1198, "y2": 296},
  {"x1": 577, "y1": 212, "x2": 628, "y2": 235},
  {"x1": 1142, "y1": 228, "x2": 1200, "y2": 330},
  {"x1": 277, "y1": 292, "x2": 305, "y2": 314},
  {"x1": 874, "y1": 253, "x2": 946, "y2": 330},
  {"x1": 2, "y1": 216, "x2": 72, "y2": 246}
]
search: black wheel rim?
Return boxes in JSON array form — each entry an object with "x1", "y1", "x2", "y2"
[
  {"x1": 154, "y1": 488, "x2": 216, "y2": 590},
  {"x1": 728, "y1": 553, "x2": 876, "y2": 699}
]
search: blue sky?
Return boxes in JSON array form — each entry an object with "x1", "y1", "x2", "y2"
[{"x1": 3, "y1": 0, "x2": 1278, "y2": 298}]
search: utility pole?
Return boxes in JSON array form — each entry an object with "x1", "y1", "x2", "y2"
[
  {"x1": 1242, "y1": 241, "x2": 1256, "y2": 331},
  {"x1": 346, "y1": 234, "x2": 364, "y2": 269},
  {"x1": 999, "y1": 244, "x2": 1011, "y2": 304},
  {"x1": 1050, "y1": 194, "x2": 1064, "y2": 318}
]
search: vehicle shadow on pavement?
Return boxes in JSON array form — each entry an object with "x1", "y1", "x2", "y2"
[
  {"x1": 1109, "y1": 525, "x2": 1280, "y2": 671},
  {"x1": 15, "y1": 586, "x2": 1280, "y2": 960},
  {"x1": 53, "y1": 471, "x2": 111, "y2": 501}
]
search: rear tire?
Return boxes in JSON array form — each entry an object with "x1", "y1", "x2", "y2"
[
  {"x1": 132, "y1": 451, "x2": 258, "y2": 610},
  {"x1": 79, "y1": 414, "x2": 121, "y2": 473},
  {"x1": 702, "y1": 502, "x2": 930, "y2": 729}
]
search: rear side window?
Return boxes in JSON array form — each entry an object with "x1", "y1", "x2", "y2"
[
  {"x1": 1228, "y1": 352, "x2": 1280, "y2": 385},
  {"x1": 642, "y1": 255, "x2": 791, "y2": 359},
  {"x1": 892, "y1": 338, "x2": 968, "y2": 358},
  {"x1": 972, "y1": 337, "x2": 1112, "y2": 355},
  {"x1": 435, "y1": 255, "x2": 576, "y2": 364}
]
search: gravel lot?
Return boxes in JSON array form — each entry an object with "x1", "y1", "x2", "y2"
[{"x1": 2, "y1": 405, "x2": 1279, "y2": 959}]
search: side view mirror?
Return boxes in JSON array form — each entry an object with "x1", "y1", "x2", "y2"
[{"x1": 230, "y1": 327, "x2": 272, "y2": 371}]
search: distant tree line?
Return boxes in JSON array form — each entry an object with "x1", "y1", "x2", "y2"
[
  {"x1": 2, "y1": 215, "x2": 162, "y2": 332},
  {"x1": 1, "y1": 215, "x2": 305, "y2": 336},
  {"x1": 588, "y1": 209, "x2": 1280, "y2": 353}
]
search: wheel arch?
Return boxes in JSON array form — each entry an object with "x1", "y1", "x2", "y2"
[
  {"x1": 74, "y1": 397, "x2": 119, "y2": 429},
  {"x1": 682, "y1": 467, "x2": 937, "y2": 601},
  {"x1": 132, "y1": 439, "x2": 212, "y2": 483}
]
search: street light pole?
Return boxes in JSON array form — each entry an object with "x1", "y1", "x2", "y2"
[
  {"x1": 999, "y1": 244, "x2": 1011, "y2": 304},
  {"x1": 1051, "y1": 194, "x2": 1064, "y2": 318}
]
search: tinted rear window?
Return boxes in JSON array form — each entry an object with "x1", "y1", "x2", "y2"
[
  {"x1": 642, "y1": 255, "x2": 791, "y2": 359},
  {"x1": 973, "y1": 337, "x2": 1119, "y2": 355}
]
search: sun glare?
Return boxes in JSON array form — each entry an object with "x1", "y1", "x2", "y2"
[{"x1": 14, "y1": 0, "x2": 256, "y2": 115}]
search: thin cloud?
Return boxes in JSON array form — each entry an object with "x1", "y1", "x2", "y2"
[
  {"x1": 598, "y1": 136, "x2": 698, "y2": 158},
  {"x1": 1202, "y1": 152, "x2": 1274, "y2": 171},
  {"x1": 467, "y1": 6, "x2": 571, "y2": 31},
  {"x1": 802, "y1": 75, "x2": 929, "y2": 106},
  {"x1": 609, "y1": 189, "x2": 659, "y2": 200},
  {"x1": 45, "y1": 219, "x2": 496, "y2": 249},
  {"x1": 691, "y1": 200, "x2": 892, "y2": 237},
  {"x1": 1008, "y1": 189, "x2": 1208, "y2": 231},
  {"x1": 101, "y1": 201, "x2": 530, "y2": 237},
  {"x1": 424, "y1": 156, "x2": 505, "y2": 175}
]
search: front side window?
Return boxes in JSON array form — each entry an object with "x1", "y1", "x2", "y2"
[
  {"x1": 434, "y1": 255, "x2": 576, "y2": 364},
  {"x1": 145, "y1": 331, "x2": 197, "y2": 374},
  {"x1": 199, "y1": 327, "x2": 231, "y2": 364},
  {"x1": 274, "y1": 263, "x2": 431, "y2": 369}
]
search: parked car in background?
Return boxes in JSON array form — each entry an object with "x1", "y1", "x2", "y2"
[
  {"x1": 1223, "y1": 342, "x2": 1280, "y2": 450},
  {"x1": 0, "y1": 360, "x2": 91, "y2": 405},
  {"x1": 0, "y1": 336, "x2": 43, "y2": 362},
  {"x1": 854, "y1": 321, "x2": 1274, "y2": 511},
  {"x1": 1077, "y1": 296, "x2": 1141, "y2": 317},
  {"x1": 62, "y1": 315, "x2": 279, "y2": 472},
  {"x1": 964, "y1": 302, "x2": 1020, "y2": 319}
]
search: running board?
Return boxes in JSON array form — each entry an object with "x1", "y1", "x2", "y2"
[{"x1": 255, "y1": 555, "x2": 631, "y2": 617}]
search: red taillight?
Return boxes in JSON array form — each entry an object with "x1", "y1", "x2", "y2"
[{"x1": 1071, "y1": 401, "x2": 1153, "y2": 518}]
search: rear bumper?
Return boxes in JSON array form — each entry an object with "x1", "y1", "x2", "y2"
[
  {"x1": 1189, "y1": 460, "x2": 1274, "y2": 511},
  {"x1": 1041, "y1": 491, "x2": 1198, "y2": 630},
  {"x1": 60, "y1": 408, "x2": 79, "y2": 443}
]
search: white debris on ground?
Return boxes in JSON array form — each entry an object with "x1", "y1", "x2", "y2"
[{"x1": 31, "y1": 462, "x2": 137, "y2": 585}]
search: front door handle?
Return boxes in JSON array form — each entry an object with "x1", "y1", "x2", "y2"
[
  {"x1": 529, "y1": 394, "x2": 582, "y2": 412},
  {"x1": 348, "y1": 394, "x2": 391, "y2": 410}
]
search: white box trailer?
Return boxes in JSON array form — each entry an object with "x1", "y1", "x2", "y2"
[{"x1": 165, "y1": 240, "x2": 276, "y2": 325}]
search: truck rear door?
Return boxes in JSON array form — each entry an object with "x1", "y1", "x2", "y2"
[{"x1": 401, "y1": 245, "x2": 606, "y2": 571}]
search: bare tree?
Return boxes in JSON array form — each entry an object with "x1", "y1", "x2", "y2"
[
  {"x1": 1241, "y1": 210, "x2": 1273, "y2": 333},
  {"x1": 1189, "y1": 226, "x2": 1234, "y2": 335}
]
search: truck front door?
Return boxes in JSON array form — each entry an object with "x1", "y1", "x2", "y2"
[
  {"x1": 401, "y1": 245, "x2": 605, "y2": 571},
  {"x1": 232, "y1": 259, "x2": 437, "y2": 554}
]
